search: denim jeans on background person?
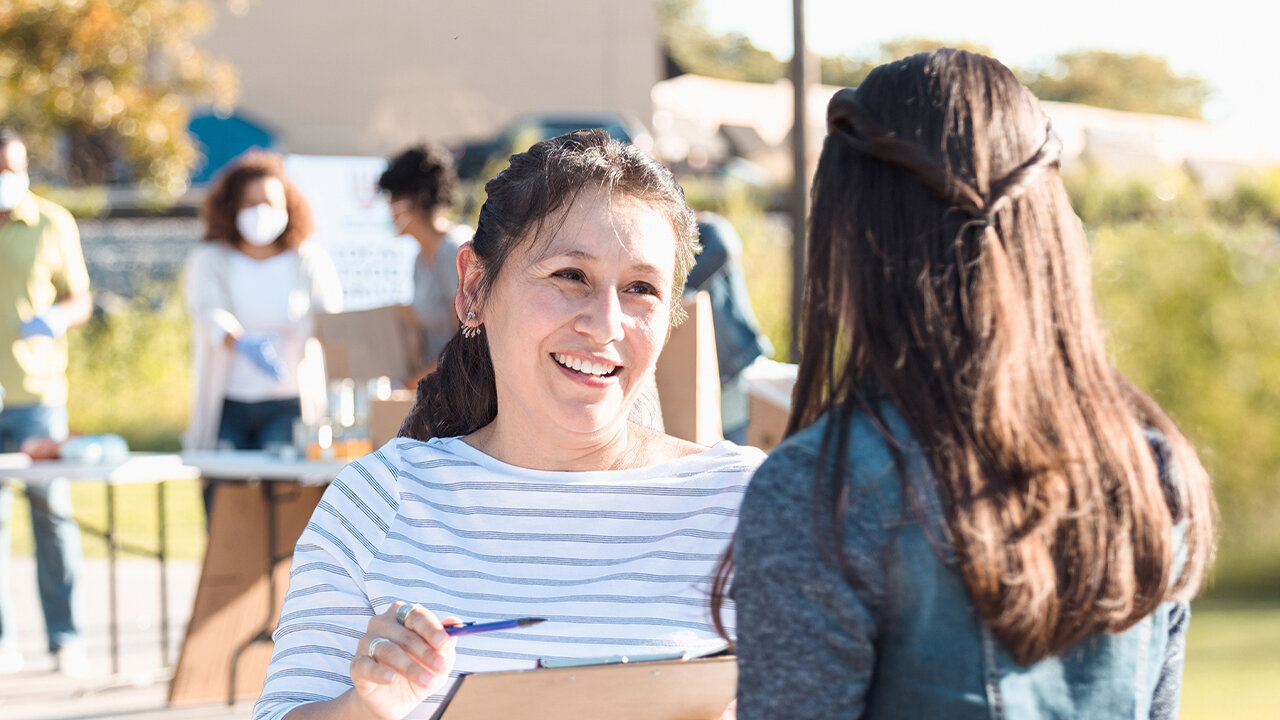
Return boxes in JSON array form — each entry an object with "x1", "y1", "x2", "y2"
[
  {"x1": 204, "y1": 397, "x2": 302, "y2": 518},
  {"x1": 0, "y1": 404, "x2": 81, "y2": 653}
]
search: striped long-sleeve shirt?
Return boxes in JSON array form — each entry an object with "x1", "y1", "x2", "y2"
[{"x1": 253, "y1": 435, "x2": 765, "y2": 720}]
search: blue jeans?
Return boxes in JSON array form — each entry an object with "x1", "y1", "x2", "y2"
[
  {"x1": 205, "y1": 397, "x2": 301, "y2": 518},
  {"x1": 0, "y1": 404, "x2": 81, "y2": 652}
]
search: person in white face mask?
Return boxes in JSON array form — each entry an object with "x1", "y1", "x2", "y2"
[
  {"x1": 377, "y1": 144, "x2": 472, "y2": 387},
  {"x1": 182, "y1": 152, "x2": 343, "y2": 518},
  {"x1": 0, "y1": 125, "x2": 94, "y2": 677}
]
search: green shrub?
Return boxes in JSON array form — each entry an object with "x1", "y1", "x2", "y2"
[
  {"x1": 1213, "y1": 167, "x2": 1280, "y2": 224},
  {"x1": 1064, "y1": 162, "x2": 1209, "y2": 225},
  {"x1": 66, "y1": 284, "x2": 191, "y2": 451},
  {"x1": 1092, "y1": 218, "x2": 1280, "y2": 594}
]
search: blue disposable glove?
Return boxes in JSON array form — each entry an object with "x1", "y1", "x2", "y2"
[
  {"x1": 20, "y1": 306, "x2": 69, "y2": 339},
  {"x1": 234, "y1": 333, "x2": 286, "y2": 381}
]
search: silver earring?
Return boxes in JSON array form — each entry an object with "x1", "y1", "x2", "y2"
[{"x1": 461, "y1": 309, "x2": 482, "y2": 339}]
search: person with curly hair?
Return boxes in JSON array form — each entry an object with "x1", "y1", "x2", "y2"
[
  {"x1": 378, "y1": 144, "x2": 473, "y2": 379},
  {"x1": 183, "y1": 152, "x2": 343, "y2": 516}
]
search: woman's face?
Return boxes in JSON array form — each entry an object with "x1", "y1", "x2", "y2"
[
  {"x1": 389, "y1": 195, "x2": 417, "y2": 235},
  {"x1": 472, "y1": 190, "x2": 677, "y2": 442},
  {"x1": 239, "y1": 175, "x2": 286, "y2": 210}
]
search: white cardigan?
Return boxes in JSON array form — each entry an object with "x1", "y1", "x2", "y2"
[{"x1": 181, "y1": 241, "x2": 344, "y2": 451}]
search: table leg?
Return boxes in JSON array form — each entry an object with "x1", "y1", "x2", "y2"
[
  {"x1": 105, "y1": 482, "x2": 119, "y2": 677},
  {"x1": 158, "y1": 480, "x2": 170, "y2": 668},
  {"x1": 170, "y1": 481, "x2": 324, "y2": 706},
  {"x1": 227, "y1": 482, "x2": 280, "y2": 706}
]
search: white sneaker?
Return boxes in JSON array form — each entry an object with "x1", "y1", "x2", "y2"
[
  {"x1": 54, "y1": 641, "x2": 89, "y2": 678},
  {"x1": 0, "y1": 645, "x2": 23, "y2": 674}
]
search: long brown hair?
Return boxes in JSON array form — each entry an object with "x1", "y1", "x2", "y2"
[
  {"x1": 714, "y1": 50, "x2": 1214, "y2": 664},
  {"x1": 201, "y1": 151, "x2": 314, "y2": 250},
  {"x1": 398, "y1": 129, "x2": 699, "y2": 441}
]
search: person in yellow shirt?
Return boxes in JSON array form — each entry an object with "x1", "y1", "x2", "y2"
[{"x1": 0, "y1": 126, "x2": 93, "y2": 676}]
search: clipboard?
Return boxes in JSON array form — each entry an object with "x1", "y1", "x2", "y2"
[{"x1": 428, "y1": 655, "x2": 736, "y2": 720}]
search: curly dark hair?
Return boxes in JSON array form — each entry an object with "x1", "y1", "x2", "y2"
[
  {"x1": 201, "y1": 151, "x2": 315, "y2": 250},
  {"x1": 377, "y1": 143, "x2": 460, "y2": 214}
]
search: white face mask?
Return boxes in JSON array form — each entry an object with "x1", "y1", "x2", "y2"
[
  {"x1": 389, "y1": 199, "x2": 413, "y2": 236},
  {"x1": 236, "y1": 203, "x2": 290, "y2": 246},
  {"x1": 0, "y1": 171, "x2": 30, "y2": 212}
]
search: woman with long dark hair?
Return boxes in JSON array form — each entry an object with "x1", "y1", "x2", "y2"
[
  {"x1": 255, "y1": 130, "x2": 764, "y2": 720},
  {"x1": 719, "y1": 50, "x2": 1215, "y2": 718}
]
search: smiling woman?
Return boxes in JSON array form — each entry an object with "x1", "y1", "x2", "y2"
[
  {"x1": 254, "y1": 130, "x2": 766, "y2": 720},
  {"x1": 464, "y1": 190, "x2": 678, "y2": 458}
]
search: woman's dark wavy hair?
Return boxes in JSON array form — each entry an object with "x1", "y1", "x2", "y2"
[
  {"x1": 398, "y1": 129, "x2": 699, "y2": 441},
  {"x1": 377, "y1": 143, "x2": 460, "y2": 214},
  {"x1": 200, "y1": 151, "x2": 314, "y2": 250},
  {"x1": 712, "y1": 50, "x2": 1215, "y2": 665}
]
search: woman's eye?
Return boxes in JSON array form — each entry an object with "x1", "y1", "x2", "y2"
[
  {"x1": 626, "y1": 282, "x2": 660, "y2": 297},
  {"x1": 553, "y1": 269, "x2": 586, "y2": 283}
]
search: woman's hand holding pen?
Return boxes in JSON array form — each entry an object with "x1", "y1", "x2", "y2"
[{"x1": 350, "y1": 601, "x2": 458, "y2": 719}]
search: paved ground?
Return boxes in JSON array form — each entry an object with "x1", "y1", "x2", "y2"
[{"x1": 2, "y1": 557, "x2": 256, "y2": 720}]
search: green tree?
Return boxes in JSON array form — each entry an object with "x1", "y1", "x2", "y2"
[
  {"x1": 0, "y1": 0, "x2": 236, "y2": 201},
  {"x1": 820, "y1": 37, "x2": 993, "y2": 87},
  {"x1": 661, "y1": 0, "x2": 784, "y2": 83},
  {"x1": 816, "y1": 38, "x2": 994, "y2": 88},
  {"x1": 1022, "y1": 50, "x2": 1212, "y2": 119}
]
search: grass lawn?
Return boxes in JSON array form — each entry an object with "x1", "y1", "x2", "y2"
[
  {"x1": 3, "y1": 481, "x2": 1277, "y2": 718},
  {"x1": 6, "y1": 479, "x2": 207, "y2": 560},
  {"x1": 1181, "y1": 597, "x2": 1280, "y2": 719}
]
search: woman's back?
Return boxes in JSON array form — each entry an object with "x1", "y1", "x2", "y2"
[{"x1": 734, "y1": 405, "x2": 1189, "y2": 719}]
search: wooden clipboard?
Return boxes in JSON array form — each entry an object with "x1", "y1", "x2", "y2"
[{"x1": 428, "y1": 655, "x2": 736, "y2": 720}]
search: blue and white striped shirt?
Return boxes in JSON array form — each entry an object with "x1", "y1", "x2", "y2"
[{"x1": 254, "y1": 435, "x2": 765, "y2": 719}]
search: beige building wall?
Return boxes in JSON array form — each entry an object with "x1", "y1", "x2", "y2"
[{"x1": 199, "y1": 0, "x2": 659, "y2": 155}]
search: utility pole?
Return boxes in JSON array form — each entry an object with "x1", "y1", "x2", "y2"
[{"x1": 789, "y1": 0, "x2": 811, "y2": 361}]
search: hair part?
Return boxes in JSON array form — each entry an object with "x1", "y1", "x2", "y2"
[
  {"x1": 200, "y1": 150, "x2": 315, "y2": 250},
  {"x1": 399, "y1": 129, "x2": 699, "y2": 441},
  {"x1": 713, "y1": 49, "x2": 1215, "y2": 664}
]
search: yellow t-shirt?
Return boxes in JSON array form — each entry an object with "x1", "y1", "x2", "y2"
[{"x1": 0, "y1": 193, "x2": 90, "y2": 407}]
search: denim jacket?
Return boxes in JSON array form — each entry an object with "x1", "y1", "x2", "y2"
[{"x1": 732, "y1": 405, "x2": 1189, "y2": 719}]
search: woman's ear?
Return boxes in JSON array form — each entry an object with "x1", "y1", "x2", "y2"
[{"x1": 454, "y1": 241, "x2": 484, "y2": 320}]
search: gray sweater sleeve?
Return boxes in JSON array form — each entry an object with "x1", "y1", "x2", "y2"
[{"x1": 732, "y1": 440, "x2": 890, "y2": 719}]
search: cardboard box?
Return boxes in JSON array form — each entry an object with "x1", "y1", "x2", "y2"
[
  {"x1": 743, "y1": 359, "x2": 797, "y2": 452},
  {"x1": 370, "y1": 390, "x2": 417, "y2": 448},
  {"x1": 653, "y1": 292, "x2": 722, "y2": 445},
  {"x1": 314, "y1": 305, "x2": 422, "y2": 384}
]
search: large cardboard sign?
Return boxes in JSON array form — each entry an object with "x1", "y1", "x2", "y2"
[{"x1": 314, "y1": 305, "x2": 422, "y2": 384}]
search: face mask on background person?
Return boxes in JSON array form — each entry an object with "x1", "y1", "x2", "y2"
[
  {"x1": 0, "y1": 171, "x2": 30, "y2": 211},
  {"x1": 389, "y1": 198, "x2": 413, "y2": 236},
  {"x1": 236, "y1": 203, "x2": 290, "y2": 246}
]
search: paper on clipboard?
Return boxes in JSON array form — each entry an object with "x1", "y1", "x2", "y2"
[{"x1": 428, "y1": 654, "x2": 736, "y2": 720}]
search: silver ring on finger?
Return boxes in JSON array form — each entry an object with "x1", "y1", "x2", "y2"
[
  {"x1": 395, "y1": 603, "x2": 416, "y2": 626},
  {"x1": 367, "y1": 637, "x2": 393, "y2": 660}
]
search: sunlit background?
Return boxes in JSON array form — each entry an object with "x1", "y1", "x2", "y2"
[{"x1": 1, "y1": 1, "x2": 1277, "y2": 717}]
